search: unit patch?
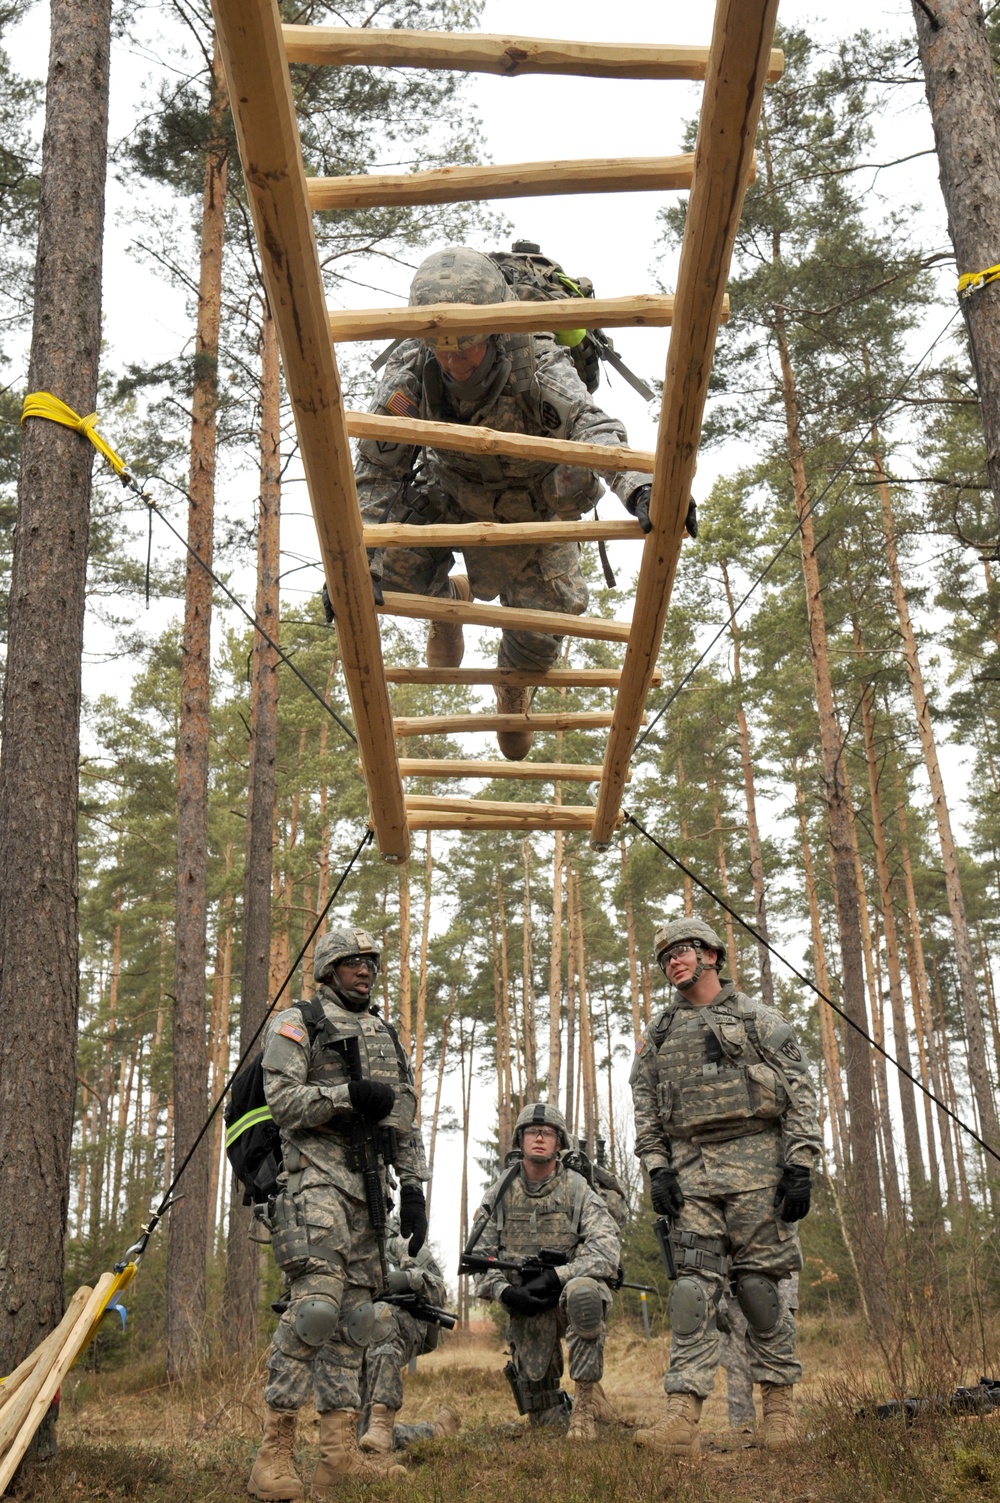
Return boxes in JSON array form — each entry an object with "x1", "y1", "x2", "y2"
[
  {"x1": 539, "y1": 399, "x2": 561, "y2": 431},
  {"x1": 385, "y1": 389, "x2": 419, "y2": 420},
  {"x1": 279, "y1": 1022, "x2": 307, "y2": 1043},
  {"x1": 781, "y1": 1040, "x2": 802, "y2": 1062}
]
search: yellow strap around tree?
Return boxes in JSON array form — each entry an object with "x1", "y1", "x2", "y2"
[
  {"x1": 20, "y1": 391, "x2": 128, "y2": 478},
  {"x1": 958, "y1": 262, "x2": 1000, "y2": 299}
]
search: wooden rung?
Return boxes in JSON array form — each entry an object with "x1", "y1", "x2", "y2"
[
  {"x1": 393, "y1": 711, "x2": 640, "y2": 735},
  {"x1": 406, "y1": 811, "x2": 622, "y2": 830},
  {"x1": 347, "y1": 411, "x2": 654, "y2": 475},
  {"x1": 396, "y1": 758, "x2": 618, "y2": 782},
  {"x1": 330, "y1": 294, "x2": 679, "y2": 342},
  {"x1": 407, "y1": 793, "x2": 595, "y2": 814},
  {"x1": 368, "y1": 520, "x2": 645, "y2": 548},
  {"x1": 282, "y1": 26, "x2": 785, "y2": 83},
  {"x1": 384, "y1": 667, "x2": 662, "y2": 687},
  {"x1": 379, "y1": 591, "x2": 630, "y2": 643},
  {"x1": 307, "y1": 154, "x2": 697, "y2": 211}
]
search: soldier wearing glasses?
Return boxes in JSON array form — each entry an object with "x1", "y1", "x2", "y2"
[{"x1": 629, "y1": 917, "x2": 820, "y2": 1457}]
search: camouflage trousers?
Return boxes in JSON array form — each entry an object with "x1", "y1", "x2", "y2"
[
  {"x1": 720, "y1": 1271, "x2": 800, "y2": 1425},
  {"x1": 508, "y1": 1276, "x2": 611, "y2": 1390},
  {"x1": 664, "y1": 1188, "x2": 802, "y2": 1400},
  {"x1": 360, "y1": 1305, "x2": 424, "y2": 1414},
  {"x1": 366, "y1": 489, "x2": 588, "y2": 671},
  {"x1": 265, "y1": 1182, "x2": 382, "y2": 1414}
]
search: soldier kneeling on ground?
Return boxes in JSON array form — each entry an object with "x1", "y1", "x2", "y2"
[{"x1": 470, "y1": 1103, "x2": 621, "y2": 1440}]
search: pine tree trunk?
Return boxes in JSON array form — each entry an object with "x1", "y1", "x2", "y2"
[
  {"x1": 0, "y1": 0, "x2": 111, "y2": 1378},
  {"x1": 206, "y1": 872, "x2": 233, "y2": 1257},
  {"x1": 490, "y1": 909, "x2": 512, "y2": 1157},
  {"x1": 414, "y1": 835, "x2": 432, "y2": 1118},
  {"x1": 875, "y1": 448, "x2": 1000, "y2": 1198},
  {"x1": 620, "y1": 836, "x2": 643, "y2": 1043},
  {"x1": 912, "y1": 0, "x2": 1000, "y2": 533},
  {"x1": 167, "y1": 43, "x2": 228, "y2": 1378},
  {"x1": 677, "y1": 755, "x2": 694, "y2": 915},
  {"x1": 548, "y1": 786, "x2": 564, "y2": 1101},
  {"x1": 425, "y1": 986, "x2": 455, "y2": 1225},
  {"x1": 708, "y1": 774, "x2": 740, "y2": 987},
  {"x1": 521, "y1": 838, "x2": 537, "y2": 1100},
  {"x1": 398, "y1": 865, "x2": 412, "y2": 1056}
]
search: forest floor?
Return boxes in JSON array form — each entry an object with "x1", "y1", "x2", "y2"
[{"x1": 8, "y1": 1314, "x2": 1000, "y2": 1503}]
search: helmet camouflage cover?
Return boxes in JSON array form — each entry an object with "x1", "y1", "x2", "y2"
[
  {"x1": 408, "y1": 247, "x2": 510, "y2": 352},
  {"x1": 653, "y1": 915, "x2": 727, "y2": 968},
  {"x1": 513, "y1": 1101, "x2": 570, "y2": 1151},
  {"x1": 313, "y1": 926, "x2": 380, "y2": 983}
]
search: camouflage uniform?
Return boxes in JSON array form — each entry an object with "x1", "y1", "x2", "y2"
[
  {"x1": 355, "y1": 335, "x2": 649, "y2": 672},
  {"x1": 473, "y1": 1159, "x2": 621, "y2": 1406},
  {"x1": 261, "y1": 985, "x2": 426, "y2": 1415},
  {"x1": 362, "y1": 1231, "x2": 447, "y2": 1419},
  {"x1": 630, "y1": 981, "x2": 820, "y2": 1400},
  {"x1": 721, "y1": 1272, "x2": 800, "y2": 1426}
]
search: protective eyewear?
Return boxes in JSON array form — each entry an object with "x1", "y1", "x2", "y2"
[
  {"x1": 658, "y1": 940, "x2": 701, "y2": 971},
  {"x1": 338, "y1": 952, "x2": 380, "y2": 974}
]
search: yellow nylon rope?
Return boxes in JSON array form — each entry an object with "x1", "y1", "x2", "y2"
[
  {"x1": 958, "y1": 262, "x2": 1000, "y2": 299},
  {"x1": 21, "y1": 391, "x2": 128, "y2": 477}
]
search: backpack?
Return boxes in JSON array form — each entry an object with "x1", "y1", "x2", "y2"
[
  {"x1": 224, "y1": 995, "x2": 326, "y2": 1206},
  {"x1": 487, "y1": 240, "x2": 656, "y2": 402}
]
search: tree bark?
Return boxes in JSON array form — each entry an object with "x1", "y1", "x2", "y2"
[
  {"x1": 620, "y1": 835, "x2": 643, "y2": 1043},
  {"x1": 521, "y1": 838, "x2": 537, "y2": 1101},
  {"x1": 167, "y1": 43, "x2": 228, "y2": 1378},
  {"x1": 414, "y1": 835, "x2": 432, "y2": 1117},
  {"x1": 547, "y1": 770, "x2": 564, "y2": 1102},
  {"x1": 912, "y1": 0, "x2": 1000, "y2": 534},
  {"x1": 0, "y1": 0, "x2": 110, "y2": 1379},
  {"x1": 398, "y1": 865, "x2": 412, "y2": 1056},
  {"x1": 425, "y1": 985, "x2": 455, "y2": 1225}
]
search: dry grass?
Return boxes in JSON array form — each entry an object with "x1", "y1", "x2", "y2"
[{"x1": 8, "y1": 1316, "x2": 1000, "y2": 1502}]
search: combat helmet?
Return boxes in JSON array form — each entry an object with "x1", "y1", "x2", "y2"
[
  {"x1": 654, "y1": 915, "x2": 726, "y2": 978},
  {"x1": 313, "y1": 926, "x2": 381, "y2": 985},
  {"x1": 512, "y1": 1101, "x2": 571, "y2": 1152},
  {"x1": 409, "y1": 247, "x2": 510, "y2": 353}
]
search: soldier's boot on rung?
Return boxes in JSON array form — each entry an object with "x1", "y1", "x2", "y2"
[
  {"x1": 590, "y1": 1381, "x2": 620, "y2": 1425},
  {"x1": 758, "y1": 1383, "x2": 796, "y2": 1448},
  {"x1": 634, "y1": 1392, "x2": 703, "y2": 1455},
  {"x1": 432, "y1": 1406, "x2": 461, "y2": 1438},
  {"x1": 247, "y1": 1404, "x2": 304, "y2": 1501},
  {"x1": 566, "y1": 1381, "x2": 600, "y2": 1442},
  {"x1": 311, "y1": 1410, "x2": 406, "y2": 1495},
  {"x1": 495, "y1": 679, "x2": 534, "y2": 760},
  {"x1": 426, "y1": 574, "x2": 471, "y2": 668},
  {"x1": 358, "y1": 1404, "x2": 396, "y2": 1455}
]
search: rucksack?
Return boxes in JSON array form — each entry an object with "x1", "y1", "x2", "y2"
[
  {"x1": 224, "y1": 995, "x2": 326, "y2": 1206},
  {"x1": 487, "y1": 240, "x2": 656, "y2": 402}
]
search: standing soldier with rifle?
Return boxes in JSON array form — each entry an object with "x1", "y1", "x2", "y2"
[
  {"x1": 248, "y1": 927, "x2": 429, "y2": 1502},
  {"x1": 629, "y1": 917, "x2": 820, "y2": 1457},
  {"x1": 463, "y1": 1103, "x2": 621, "y2": 1441}
]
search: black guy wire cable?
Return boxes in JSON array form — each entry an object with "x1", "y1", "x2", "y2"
[
  {"x1": 118, "y1": 826, "x2": 374, "y2": 1266},
  {"x1": 624, "y1": 809, "x2": 1000, "y2": 1171},
  {"x1": 131, "y1": 475, "x2": 358, "y2": 747},
  {"x1": 634, "y1": 305, "x2": 963, "y2": 756}
]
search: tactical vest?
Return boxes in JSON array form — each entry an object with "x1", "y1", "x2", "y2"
[
  {"x1": 652, "y1": 992, "x2": 789, "y2": 1144},
  {"x1": 304, "y1": 988, "x2": 415, "y2": 1138},
  {"x1": 495, "y1": 1166, "x2": 588, "y2": 1261}
]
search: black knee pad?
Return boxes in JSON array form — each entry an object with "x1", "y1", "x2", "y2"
[
  {"x1": 668, "y1": 1277, "x2": 707, "y2": 1337},
  {"x1": 734, "y1": 1275, "x2": 780, "y2": 1333}
]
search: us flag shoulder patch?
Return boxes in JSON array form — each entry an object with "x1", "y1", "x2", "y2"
[
  {"x1": 279, "y1": 1022, "x2": 307, "y2": 1044},
  {"x1": 385, "y1": 389, "x2": 418, "y2": 419}
]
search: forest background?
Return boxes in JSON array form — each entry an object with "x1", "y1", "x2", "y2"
[{"x1": 1, "y1": 0, "x2": 1000, "y2": 1393}]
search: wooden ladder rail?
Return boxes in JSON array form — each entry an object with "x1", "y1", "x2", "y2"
[
  {"x1": 210, "y1": 0, "x2": 409, "y2": 861},
  {"x1": 590, "y1": 0, "x2": 780, "y2": 847}
]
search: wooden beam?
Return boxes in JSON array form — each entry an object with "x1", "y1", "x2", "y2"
[
  {"x1": 211, "y1": 0, "x2": 408, "y2": 860},
  {"x1": 306, "y1": 154, "x2": 698, "y2": 211},
  {"x1": 368, "y1": 520, "x2": 645, "y2": 548},
  {"x1": 393, "y1": 711, "x2": 633, "y2": 735},
  {"x1": 407, "y1": 793, "x2": 601, "y2": 815},
  {"x1": 379, "y1": 590, "x2": 631, "y2": 643},
  {"x1": 406, "y1": 810, "x2": 623, "y2": 831},
  {"x1": 384, "y1": 667, "x2": 662, "y2": 687},
  {"x1": 348, "y1": 411, "x2": 655, "y2": 474},
  {"x1": 591, "y1": 0, "x2": 779, "y2": 847},
  {"x1": 396, "y1": 758, "x2": 616, "y2": 782},
  {"x1": 282, "y1": 26, "x2": 785, "y2": 82},
  {"x1": 330, "y1": 294, "x2": 680, "y2": 342}
]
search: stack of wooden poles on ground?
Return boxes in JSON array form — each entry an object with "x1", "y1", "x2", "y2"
[{"x1": 0, "y1": 1269, "x2": 132, "y2": 1495}]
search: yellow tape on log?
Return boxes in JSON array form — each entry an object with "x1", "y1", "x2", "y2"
[
  {"x1": 21, "y1": 391, "x2": 128, "y2": 477},
  {"x1": 958, "y1": 263, "x2": 1000, "y2": 299}
]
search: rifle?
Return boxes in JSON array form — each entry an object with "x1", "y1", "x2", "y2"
[
  {"x1": 333, "y1": 1035, "x2": 390, "y2": 1285},
  {"x1": 859, "y1": 1378, "x2": 1000, "y2": 1422},
  {"x1": 379, "y1": 1289, "x2": 457, "y2": 1331},
  {"x1": 459, "y1": 1247, "x2": 656, "y2": 1296}
]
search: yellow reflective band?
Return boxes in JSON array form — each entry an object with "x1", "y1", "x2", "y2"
[
  {"x1": 81, "y1": 1262, "x2": 137, "y2": 1352},
  {"x1": 20, "y1": 391, "x2": 128, "y2": 477},
  {"x1": 958, "y1": 263, "x2": 1000, "y2": 299},
  {"x1": 225, "y1": 1104, "x2": 273, "y2": 1149}
]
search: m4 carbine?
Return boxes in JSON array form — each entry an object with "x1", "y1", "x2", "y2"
[
  {"x1": 332, "y1": 1034, "x2": 391, "y2": 1285},
  {"x1": 380, "y1": 1289, "x2": 457, "y2": 1331},
  {"x1": 458, "y1": 1247, "x2": 564, "y2": 1281}
]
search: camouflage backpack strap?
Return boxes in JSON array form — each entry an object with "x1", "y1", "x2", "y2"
[
  {"x1": 465, "y1": 1157, "x2": 522, "y2": 1254},
  {"x1": 568, "y1": 1169, "x2": 588, "y2": 1241}
]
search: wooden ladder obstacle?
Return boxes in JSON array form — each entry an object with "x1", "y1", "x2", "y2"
[{"x1": 209, "y1": 0, "x2": 782, "y2": 863}]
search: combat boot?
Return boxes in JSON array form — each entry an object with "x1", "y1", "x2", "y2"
[
  {"x1": 247, "y1": 1404, "x2": 304, "y2": 1501},
  {"x1": 495, "y1": 680, "x2": 533, "y2": 760},
  {"x1": 431, "y1": 1406, "x2": 461, "y2": 1438},
  {"x1": 758, "y1": 1383, "x2": 796, "y2": 1448},
  {"x1": 590, "y1": 1382, "x2": 619, "y2": 1425},
  {"x1": 566, "y1": 1381, "x2": 600, "y2": 1442},
  {"x1": 358, "y1": 1403, "x2": 396, "y2": 1455},
  {"x1": 311, "y1": 1410, "x2": 406, "y2": 1494},
  {"x1": 634, "y1": 1392, "x2": 703, "y2": 1455},
  {"x1": 426, "y1": 574, "x2": 471, "y2": 668}
]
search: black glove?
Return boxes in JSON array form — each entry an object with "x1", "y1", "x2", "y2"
[
  {"x1": 774, "y1": 1164, "x2": 811, "y2": 1222},
  {"x1": 685, "y1": 496, "x2": 698, "y2": 539},
  {"x1": 347, "y1": 1078, "x2": 396, "y2": 1121},
  {"x1": 500, "y1": 1284, "x2": 549, "y2": 1317},
  {"x1": 650, "y1": 1166, "x2": 685, "y2": 1217},
  {"x1": 627, "y1": 485, "x2": 653, "y2": 534},
  {"x1": 521, "y1": 1265, "x2": 562, "y2": 1307},
  {"x1": 321, "y1": 574, "x2": 383, "y2": 622},
  {"x1": 399, "y1": 1183, "x2": 428, "y2": 1254}
]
